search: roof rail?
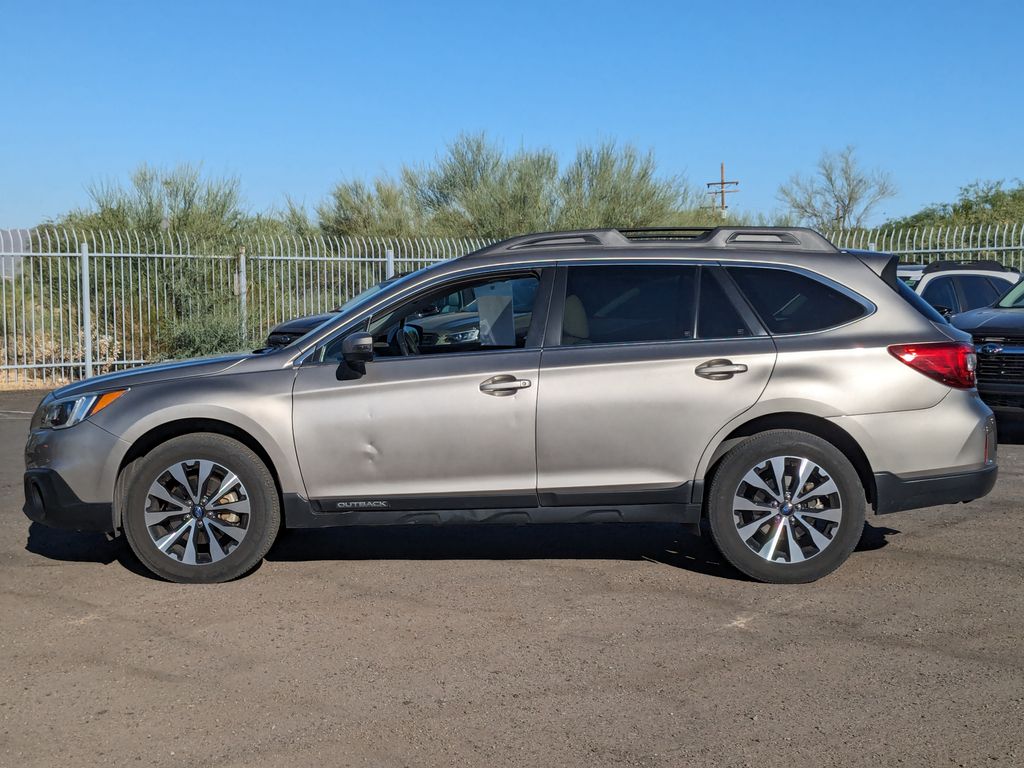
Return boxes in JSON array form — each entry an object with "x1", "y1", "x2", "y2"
[
  {"x1": 467, "y1": 229, "x2": 630, "y2": 257},
  {"x1": 466, "y1": 226, "x2": 838, "y2": 258},
  {"x1": 922, "y1": 259, "x2": 1013, "y2": 274}
]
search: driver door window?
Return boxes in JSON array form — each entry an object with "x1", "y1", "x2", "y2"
[{"x1": 367, "y1": 275, "x2": 540, "y2": 357}]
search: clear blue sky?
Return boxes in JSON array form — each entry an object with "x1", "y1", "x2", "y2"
[{"x1": 2, "y1": 0, "x2": 1022, "y2": 228}]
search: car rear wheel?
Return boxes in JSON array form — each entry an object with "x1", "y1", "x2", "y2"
[
  {"x1": 122, "y1": 433, "x2": 280, "y2": 583},
  {"x1": 707, "y1": 430, "x2": 865, "y2": 583}
]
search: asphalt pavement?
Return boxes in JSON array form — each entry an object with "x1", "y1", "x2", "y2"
[{"x1": 1, "y1": 389, "x2": 1022, "y2": 767}]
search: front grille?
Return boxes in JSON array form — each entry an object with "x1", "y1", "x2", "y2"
[
  {"x1": 973, "y1": 335, "x2": 1024, "y2": 384},
  {"x1": 977, "y1": 354, "x2": 1024, "y2": 378}
]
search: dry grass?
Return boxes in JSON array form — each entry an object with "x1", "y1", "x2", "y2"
[
  {"x1": 2, "y1": 327, "x2": 125, "y2": 391},
  {"x1": 0, "y1": 376, "x2": 62, "y2": 392}
]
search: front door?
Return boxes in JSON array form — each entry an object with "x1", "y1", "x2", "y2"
[{"x1": 292, "y1": 270, "x2": 548, "y2": 510}]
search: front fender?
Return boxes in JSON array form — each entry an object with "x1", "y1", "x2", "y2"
[{"x1": 89, "y1": 369, "x2": 304, "y2": 500}]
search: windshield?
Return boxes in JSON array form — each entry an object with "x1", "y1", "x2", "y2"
[
  {"x1": 281, "y1": 264, "x2": 438, "y2": 349},
  {"x1": 336, "y1": 279, "x2": 396, "y2": 312},
  {"x1": 997, "y1": 280, "x2": 1024, "y2": 308}
]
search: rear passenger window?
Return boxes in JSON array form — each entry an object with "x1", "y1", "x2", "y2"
[
  {"x1": 988, "y1": 277, "x2": 1014, "y2": 297},
  {"x1": 727, "y1": 267, "x2": 867, "y2": 334},
  {"x1": 561, "y1": 265, "x2": 697, "y2": 345},
  {"x1": 956, "y1": 275, "x2": 1001, "y2": 310}
]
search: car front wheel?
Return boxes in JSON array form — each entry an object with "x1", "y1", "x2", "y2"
[{"x1": 122, "y1": 433, "x2": 281, "y2": 583}]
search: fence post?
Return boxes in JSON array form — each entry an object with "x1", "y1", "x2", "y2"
[
  {"x1": 385, "y1": 248, "x2": 395, "y2": 278},
  {"x1": 238, "y1": 245, "x2": 248, "y2": 344},
  {"x1": 80, "y1": 242, "x2": 94, "y2": 379}
]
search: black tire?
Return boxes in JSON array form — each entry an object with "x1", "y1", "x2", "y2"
[
  {"x1": 122, "y1": 433, "x2": 280, "y2": 583},
  {"x1": 706, "y1": 429, "x2": 865, "y2": 584}
]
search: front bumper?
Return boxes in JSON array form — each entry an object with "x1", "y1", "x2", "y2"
[
  {"x1": 24, "y1": 416, "x2": 128, "y2": 533},
  {"x1": 23, "y1": 469, "x2": 114, "y2": 532},
  {"x1": 873, "y1": 463, "x2": 998, "y2": 514},
  {"x1": 977, "y1": 381, "x2": 1024, "y2": 409}
]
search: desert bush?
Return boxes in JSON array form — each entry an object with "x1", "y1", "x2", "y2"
[{"x1": 158, "y1": 309, "x2": 245, "y2": 359}]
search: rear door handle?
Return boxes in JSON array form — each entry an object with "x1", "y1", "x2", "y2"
[
  {"x1": 480, "y1": 374, "x2": 532, "y2": 396},
  {"x1": 695, "y1": 359, "x2": 749, "y2": 380}
]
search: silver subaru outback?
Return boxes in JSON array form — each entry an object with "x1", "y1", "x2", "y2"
[{"x1": 24, "y1": 227, "x2": 998, "y2": 584}]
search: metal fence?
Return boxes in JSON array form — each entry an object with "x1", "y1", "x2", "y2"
[
  {"x1": 826, "y1": 224, "x2": 1024, "y2": 264},
  {"x1": 3, "y1": 224, "x2": 1024, "y2": 384},
  {"x1": 0, "y1": 229, "x2": 492, "y2": 385}
]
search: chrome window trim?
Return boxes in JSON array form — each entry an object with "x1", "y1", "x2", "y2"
[{"x1": 541, "y1": 335, "x2": 773, "y2": 354}]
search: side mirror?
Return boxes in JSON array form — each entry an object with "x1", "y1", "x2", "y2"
[
  {"x1": 342, "y1": 332, "x2": 374, "y2": 362},
  {"x1": 336, "y1": 332, "x2": 374, "y2": 380}
]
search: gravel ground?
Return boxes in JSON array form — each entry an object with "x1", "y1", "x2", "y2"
[{"x1": 1, "y1": 389, "x2": 1022, "y2": 767}]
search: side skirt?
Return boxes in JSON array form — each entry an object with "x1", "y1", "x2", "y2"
[{"x1": 283, "y1": 494, "x2": 701, "y2": 529}]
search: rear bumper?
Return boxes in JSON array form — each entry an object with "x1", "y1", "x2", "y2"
[
  {"x1": 873, "y1": 463, "x2": 998, "y2": 514},
  {"x1": 23, "y1": 469, "x2": 114, "y2": 532}
]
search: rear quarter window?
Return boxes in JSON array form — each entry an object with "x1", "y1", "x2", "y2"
[{"x1": 726, "y1": 266, "x2": 868, "y2": 334}]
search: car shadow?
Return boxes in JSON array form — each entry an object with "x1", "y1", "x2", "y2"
[
  {"x1": 24, "y1": 520, "x2": 899, "y2": 582},
  {"x1": 268, "y1": 520, "x2": 898, "y2": 577},
  {"x1": 857, "y1": 521, "x2": 900, "y2": 552},
  {"x1": 266, "y1": 523, "x2": 743, "y2": 579},
  {"x1": 24, "y1": 522, "x2": 157, "y2": 579}
]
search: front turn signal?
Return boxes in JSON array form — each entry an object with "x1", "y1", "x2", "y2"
[{"x1": 90, "y1": 388, "x2": 128, "y2": 416}]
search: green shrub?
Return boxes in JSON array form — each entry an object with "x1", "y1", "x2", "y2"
[{"x1": 159, "y1": 310, "x2": 245, "y2": 359}]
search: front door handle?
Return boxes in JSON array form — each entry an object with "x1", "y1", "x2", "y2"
[
  {"x1": 695, "y1": 359, "x2": 749, "y2": 380},
  {"x1": 480, "y1": 374, "x2": 532, "y2": 397}
]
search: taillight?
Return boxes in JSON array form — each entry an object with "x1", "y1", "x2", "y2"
[{"x1": 888, "y1": 342, "x2": 977, "y2": 389}]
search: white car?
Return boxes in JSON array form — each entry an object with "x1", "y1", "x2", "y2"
[{"x1": 897, "y1": 261, "x2": 1021, "y2": 316}]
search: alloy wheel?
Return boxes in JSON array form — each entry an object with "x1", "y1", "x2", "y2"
[
  {"x1": 732, "y1": 455, "x2": 843, "y2": 564},
  {"x1": 143, "y1": 459, "x2": 251, "y2": 565}
]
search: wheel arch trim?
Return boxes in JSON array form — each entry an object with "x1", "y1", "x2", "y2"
[
  {"x1": 695, "y1": 406, "x2": 877, "y2": 511},
  {"x1": 113, "y1": 415, "x2": 305, "y2": 529}
]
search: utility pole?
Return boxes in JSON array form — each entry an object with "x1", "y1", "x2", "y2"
[{"x1": 706, "y1": 162, "x2": 739, "y2": 217}]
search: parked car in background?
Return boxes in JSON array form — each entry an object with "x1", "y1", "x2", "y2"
[
  {"x1": 897, "y1": 260, "x2": 1020, "y2": 316},
  {"x1": 25, "y1": 227, "x2": 997, "y2": 585},
  {"x1": 263, "y1": 274, "x2": 408, "y2": 348},
  {"x1": 952, "y1": 279, "x2": 1024, "y2": 410}
]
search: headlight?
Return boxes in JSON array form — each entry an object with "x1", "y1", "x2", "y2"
[
  {"x1": 40, "y1": 389, "x2": 128, "y2": 430},
  {"x1": 436, "y1": 328, "x2": 479, "y2": 345}
]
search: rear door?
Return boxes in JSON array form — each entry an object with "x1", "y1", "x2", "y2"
[{"x1": 535, "y1": 263, "x2": 776, "y2": 505}]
